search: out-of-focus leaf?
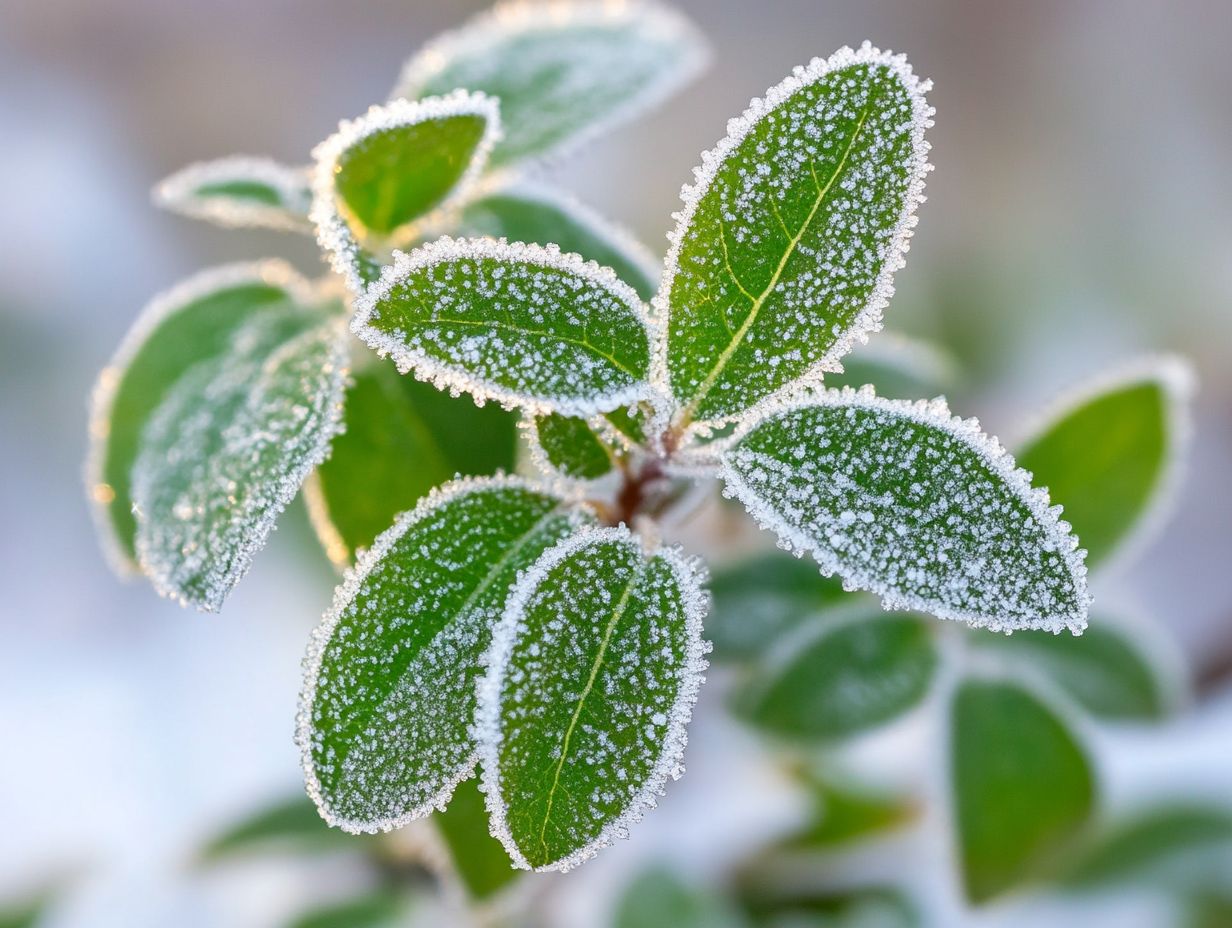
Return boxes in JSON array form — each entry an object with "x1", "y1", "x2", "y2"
[
  {"x1": 821, "y1": 332, "x2": 957, "y2": 401},
  {"x1": 736, "y1": 612, "x2": 936, "y2": 740},
  {"x1": 284, "y1": 888, "x2": 408, "y2": 928},
  {"x1": 707, "y1": 552, "x2": 850, "y2": 662},
  {"x1": 951, "y1": 679, "x2": 1097, "y2": 903},
  {"x1": 614, "y1": 868, "x2": 748, "y2": 928},
  {"x1": 433, "y1": 776, "x2": 518, "y2": 902},
  {"x1": 198, "y1": 794, "x2": 359, "y2": 862},
  {"x1": 391, "y1": 1, "x2": 707, "y2": 166},
  {"x1": 1016, "y1": 357, "x2": 1192, "y2": 570},
  {"x1": 0, "y1": 888, "x2": 55, "y2": 928},
  {"x1": 739, "y1": 887, "x2": 918, "y2": 928},
  {"x1": 781, "y1": 775, "x2": 917, "y2": 850},
  {"x1": 307, "y1": 361, "x2": 518, "y2": 563},
  {"x1": 154, "y1": 157, "x2": 312, "y2": 232}
]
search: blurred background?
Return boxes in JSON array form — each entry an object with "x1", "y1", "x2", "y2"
[{"x1": 2, "y1": 0, "x2": 1230, "y2": 925}]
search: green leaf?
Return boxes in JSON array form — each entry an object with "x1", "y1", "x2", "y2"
[
  {"x1": 721, "y1": 391, "x2": 1089, "y2": 633},
  {"x1": 736, "y1": 611, "x2": 936, "y2": 740},
  {"x1": 284, "y1": 888, "x2": 408, "y2": 928},
  {"x1": 971, "y1": 618, "x2": 1179, "y2": 721},
  {"x1": 154, "y1": 156, "x2": 311, "y2": 232},
  {"x1": 661, "y1": 45, "x2": 932, "y2": 427},
  {"x1": 738, "y1": 887, "x2": 918, "y2": 928},
  {"x1": 352, "y1": 238, "x2": 654, "y2": 416},
  {"x1": 614, "y1": 868, "x2": 748, "y2": 928},
  {"x1": 1016, "y1": 357, "x2": 1193, "y2": 570},
  {"x1": 88, "y1": 262, "x2": 319, "y2": 572},
  {"x1": 821, "y1": 332, "x2": 957, "y2": 401},
  {"x1": 433, "y1": 776, "x2": 519, "y2": 901},
  {"x1": 311, "y1": 94, "x2": 499, "y2": 293},
  {"x1": 707, "y1": 551, "x2": 850, "y2": 662},
  {"x1": 477, "y1": 526, "x2": 708, "y2": 871},
  {"x1": 453, "y1": 181, "x2": 660, "y2": 300},
  {"x1": 198, "y1": 794, "x2": 359, "y2": 862},
  {"x1": 0, "y1": 888, "x2": 56, "y2": 928},
  {"x1": 781, "y1": 775, "x2": 917, "y2": 849},
  {"x1": 132, "y1": 313, "x2": 347, "y2": 611},
  {"x1": 1060, "y1": 805, "x2": 1232, "y2": 890},
  {"x1": 305, "y1": 360, "x2": 518, "y2": 563},
  {"x1": 528, "y1": 412, "x2": 619, "y2": 481},
  {"x1": 391, "y1": 1, "x2": 707, "y2": 166},
  {"x1": 951, "y1": 679, "x2": 1097, "y2": 903},
  {"x1": 298, "y1": 477, "x2": 592, "y2": 832}
]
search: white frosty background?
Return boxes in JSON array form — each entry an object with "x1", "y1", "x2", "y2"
[{"x1": 1, "y1": 0, "x2": 1230, "y2": 926}]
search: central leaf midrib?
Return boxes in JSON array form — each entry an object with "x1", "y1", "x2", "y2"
[
  {"x1": 678, "y1": 101, "x2": 873, "y2": 424},
  {"x1": 536, "y1": 558, "x2": 641, "y2": 861},
  {"x1": 328, "y1": 505, "x2": 562, "y2": 777}
]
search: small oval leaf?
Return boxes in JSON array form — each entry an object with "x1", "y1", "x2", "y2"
[
  {"x1": 1017, "y1": 356, "x2": 1193, "y2": 570},
  {"x1": 477, "y1": 526, "x2": 709, "y2": 871},
  {"x1": 737, "y1": 610, "x2": 936, "y2": 739},
  {"x1": 526, "y1": 412, "x2": 619, "y2": 482},
  {"x1": 720, "y1": 390, "x2": 1089, "y2": 632},
  {"x1": 660, "y1": 44, "x2": 933, "y2": 427},
  {"x1": 952, "y1": 679, "x2": 1097, "y2": 903},
  {"x1": 391, "y1": 1, "x2": 707, "y2": 166},
  {"x1": 86, "y1": 262, "x2": 321, "y2": 573},
  {"x1": 352, "y1": 237, "x2": 654, "y2": 416},
  {"x1": 298, "y1": 477, "x2": 592, "y2": 833},
  {"x1": 154, "y1": 156, "x2": 312, "y2": 232},
  {"x1": 132, "y1": 314, "x2": 348, "y2": 611}
]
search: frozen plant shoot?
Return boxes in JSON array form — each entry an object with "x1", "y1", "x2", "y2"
[{"x1": 89, "y1": 0, "x2": 1112, "y2": 884}]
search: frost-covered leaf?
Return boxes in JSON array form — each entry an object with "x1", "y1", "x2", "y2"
[
  {"x1": 434, "y1": 776, "x2": 519, "y2": 901},
  {"x1": 132, "y1": 313, "x2": 348, "y2": 611},
  {"x1": 720, "y1": 390, "x2": 1090, "y2": 633},
  {"x1": 453, "y1": 180, "x2": 660, "y2": 300},
  {"x1": 198, "y1": 794, "x2": 358, "y2": 862},
  {"x1": 154, "y1": 156, "x2": 312, "y2": 232},
  {"x1": 614, "y1": 869, "x2": 748, "y2": 928},
  {"x1": 971, "y1": 617, "x2": 1180, "y2": 721},
  {"x1": 526, "y1": 411, "x2": 619, "y2": 481},
  {"x1": 311, "y1": 94, "x2": 499, "y2": 292},
  {"x1": 707, "y1": 551, "x2": 849, "y2": 662},
  {"x1": 1017, "y1": 357, "x2": 1193, "y2": 570},
  {"x1": 737, "y1": 610, "x2": 936, "y2": 740},
  {"x1": 87, "y1": 262, "x2": 322, "y2": 573},
  {"x1": 353, "y1": 238, "x2": 654, "y2": 416},
  {"x1": 660, "y1": 44, "x2": 933, "y2": 427},
  {"x1": 305, "y1": 361, "x2": 518, "y2": 564},
  {"x1": 298, "y1": 477, "x2": 591, "y2": 833},
  {"x1": 822, "y1": 332, "x2": 957, "y2": 401},
  {"x1": 390, "y1": 0, "x2": 707, "y2": 167},
  {"x1": 952, "y1": 678, "x2": 1096, "y2": 903},
  {"x1": 285, "y1": 888, "x2": 409, "y2": 928},
  {"x1": 1060, "y1": 805, "x2": 1232, "y2": 891},
  {"x1": 477, "y1": 526, "x2": 708, "y2": 871}
]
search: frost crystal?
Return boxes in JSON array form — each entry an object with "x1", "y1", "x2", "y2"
[
  {"x1": 476, "y1": 525, "x2": 710, "y2": 871},
  {"x1": 720, "y1": 388, "x2": 1090, "y2": 633},
  {"x1": 390, "y1": 0, "x2": 709, "y2": 166},
  {"x1": 153, "y1": 156, "x2": 313, "y2": 233},
  {"x1": 297, "y1": 476, "x2": 592, "y2": 833},
  {"x1": 352, "y1": 237, "x2": 654, "y2": 416},
  {"x1": 132, "y1": 313, "x2": 349, "y2": 611},
  {"x1": 655, "y1": 42, "x2": 934, "y2": 428}
]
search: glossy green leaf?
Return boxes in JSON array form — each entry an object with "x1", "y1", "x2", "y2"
[
  {"x1": 154, "y1": 157, "x2": 311, "y2": 232},
  {"x1": 477, "y1": 526, "x2": 708, "y2": 871},
  {"x1": 1017, "y1": 357, "x2": 1192, "y2": 570},
  {"x1": 306, "y1": 361, "x2": 518, "y2": 563},
  {"x1": 737, "y1": 611, "x2": 936, "y2": 739},
  {"x1": 88, "y1": 262, "x2": 318, "y2": 572},
  {"x1": 952, "y1": 679, "x2": 1097, "y2": 903},
  {"x1": 454, "y1": 182, "x2": 660, "y2": 300},
  {"x1": 391, "y1": 1, "x2": 707, "y2": 166},
  {"x1": 972, "y1": 618, "x2": 1176, "y2": 721},
  {"x1": 352, "y1": 238, "x2": 653, "y2": 416},
  {"x1": 433, "y1": 776, "x2": 518, "y2": 901},
  {"x1": 132, "y1": 313, "x2": 348, "y2": 611},
  {"x1": 661, "y1": 45, "x2": 932, "y2": 427},
  {"x1": 198, "y1": 794, "x2": 358, "y2": 862},
  {"x1": 615, "y1": 868, "x2": 748, "y2": 928},
  {"x1": 721, "y1": 392, "x2": 1089, "y2": 633},
  {"x1": 299, "y1": 477, "x2": 592, "y2": 832},
  {"x1": 285, "y1": 888, "x2": 408, "y2": 928},
  {"x1": 1060, "y1": 805, "x2": 1232, "y2": 890},
  {"x1": 707, "y1": 551, "x2": 849, "y2": 662},
  {"x1": 528, "y1": 412, "x2": 618, "y2": 481}
]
